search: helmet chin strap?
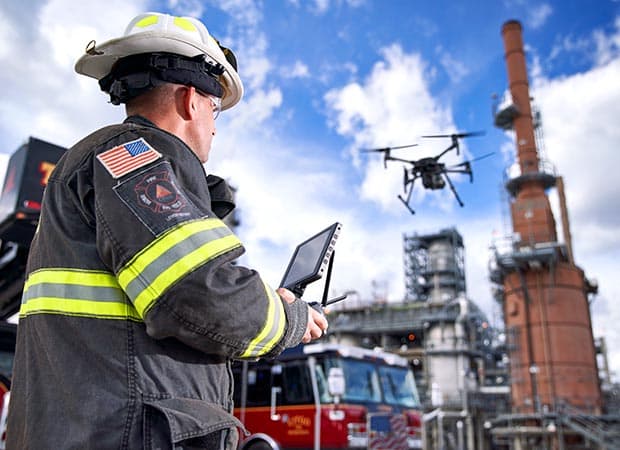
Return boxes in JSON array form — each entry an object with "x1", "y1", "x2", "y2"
[{"x1": 99, "y1": 52, "x2": 225, "y2": 105}]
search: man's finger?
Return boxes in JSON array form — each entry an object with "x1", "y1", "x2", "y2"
[{"x1": 276, "y1": 287, "x2": 296, "y2": 304}]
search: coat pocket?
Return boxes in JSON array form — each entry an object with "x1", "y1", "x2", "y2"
[{"x1": 143, "y1": 397, "x2": 245, "y2": 450}]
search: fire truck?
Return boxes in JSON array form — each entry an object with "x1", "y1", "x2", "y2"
[
  {"x1": 0, "y1": 137, "x2": 67, "y2": 447},
  {"x1": 233, "y1": 342, "x2": 423, "y2": 450}
]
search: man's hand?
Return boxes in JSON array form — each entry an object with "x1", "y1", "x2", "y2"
[{"x1": 277, "y1": 288, "x2": 328, "y2": 343}]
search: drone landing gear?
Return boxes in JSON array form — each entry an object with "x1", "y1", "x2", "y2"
[
  {"x1": 442, "y1": 172, "x2": 465, "y2": 207},
  {"x1": 398, "y1": 194, "x2": 416, "y2": 215}
]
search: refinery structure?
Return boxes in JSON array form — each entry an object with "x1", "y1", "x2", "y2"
[
  {"x1": 0, "y1": 18, "x2": 619, "y2": 450},
  {"x1": 327, "y1": 20, "x2": 620, "y2": 449}
]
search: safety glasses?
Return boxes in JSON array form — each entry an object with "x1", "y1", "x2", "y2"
[
  {"x1": 208, "y1": 95, "x2": 222, "y2": 120},
  {"x1": 196, "y1": 89, "x2": 222, "y2": 120}
]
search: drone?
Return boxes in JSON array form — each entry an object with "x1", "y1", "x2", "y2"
[{"x1": 362, "y1": 131, "x2": 492, "y2": 214}]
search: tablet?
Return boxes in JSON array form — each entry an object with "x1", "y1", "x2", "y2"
[{"x1": 280, "y1": 222, "x2": 342, "y2": 296}]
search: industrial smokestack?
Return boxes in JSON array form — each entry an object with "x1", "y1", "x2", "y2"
[
  {"x1": 496, "y1": 19, "x2": 602, "y2": 418},
  {"x1": 499, "y1": 19, "x2": 558, "y2": 245},
  {"x1": 501, "y1": 20, "x2": 540, "y2": 176}
]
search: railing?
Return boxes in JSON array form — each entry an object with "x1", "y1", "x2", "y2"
[
  {"x1": 557, "y1": 401, "x2": 620, "y2": 448},
  {"x1": 505, "y1": 157, "x2": 557, "y2": 180}
]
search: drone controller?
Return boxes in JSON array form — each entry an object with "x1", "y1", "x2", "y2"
[{"x1": 279, "y1": 222, "x2": 346, "y2": 311}]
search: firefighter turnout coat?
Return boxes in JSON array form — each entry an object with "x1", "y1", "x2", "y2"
[{"x1": 7, "y1": 116, "x2": 308, "y2": 449}]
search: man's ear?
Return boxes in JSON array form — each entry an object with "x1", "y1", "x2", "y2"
[{"x1": 181, "y1": 86, "x2": 199, "y2": 120}]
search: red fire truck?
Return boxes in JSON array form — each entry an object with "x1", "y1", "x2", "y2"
[{"x1": 233, "y1": 342, "x2": 423, "y2": 450}]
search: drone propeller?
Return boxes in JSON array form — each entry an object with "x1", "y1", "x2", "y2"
[
  {"x1": 447, "y1": 152, "x2": 495, "y2": 183},
  {"x1": 421, "y1": 130, "x2": 486, "y2": 139},
  {"x1": 360, "y1": 143, "x2": 419, "y2": 153},
  {"x1": 361, "y1": 144, "x2": 419, "y2": 168},
  {"x1": 448, "y1": 152, "x2": 495, "y2": 169}
]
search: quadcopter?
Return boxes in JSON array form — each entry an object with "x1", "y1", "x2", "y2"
[{"x1": 362, "y1": 131, "x2": 492, "y2": 214}]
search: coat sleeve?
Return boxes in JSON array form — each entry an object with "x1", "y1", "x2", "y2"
[{"x1": 90, "y1": 130, "x2": 308, "y2": 359}]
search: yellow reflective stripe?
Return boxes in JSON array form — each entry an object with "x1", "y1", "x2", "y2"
[
  {"x1": 135, "y1": 15, "x2": 159, "y2": 28},
  {"x1": 173, "y1": 17, "x2": 197, "y2": 32},
  {"x1": 20, "y1": 298, "x2": 140, "y2": 320},
  {"x1": 25, "y1": 269, "x2": 120, "y2": 290},
  {"x1": 241, "y1": 281, "x2": 286, "y2": 358},
  {"x1": 118, "y1": 218, "x2": 241, "y2": 317}
]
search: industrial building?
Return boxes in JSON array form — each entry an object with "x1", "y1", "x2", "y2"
[{"x1": 327, "y1": 19, "x2": 620, "y2": 450}]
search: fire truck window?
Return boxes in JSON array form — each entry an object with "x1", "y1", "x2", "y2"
[
  {"x1": 378, "y1": 366, "x2": 420, "y2": 407},
  {"x1": 314, "y1": 364, "x2": 333, "y2": 403},
  {"x1": 246, "y1": 367, "x2": 271, "y2": 407},
  {"x1": 0, "y1": 351, "x2": 13, "y2": 379},
  {"x1": 282, "y1": 363, "x2": 312, "y2": 405},
  {"x1": 340, "y1": 359, "x2": 381, "y2": 403}
]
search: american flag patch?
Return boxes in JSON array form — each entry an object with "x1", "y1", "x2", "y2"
[{"x1": 97, "y1": 138, "x2": 162, "y2": 179}]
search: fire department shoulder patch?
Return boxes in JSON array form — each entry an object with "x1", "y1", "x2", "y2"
[
  {"x1": 97, "y1": 138, "x2": 162, "y2": 179},
  {"x1": 114, "y1": 161, "x2": 205, "y2": 236}
]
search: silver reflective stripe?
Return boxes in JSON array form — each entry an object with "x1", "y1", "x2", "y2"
[
  {"x1": 19, "y1": 269, "x2": 140, "y2": 320},
  {"x1": 22, "y1": 283, "x2": 127, "y2": 303}
]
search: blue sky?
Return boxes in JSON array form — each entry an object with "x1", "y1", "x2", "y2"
[{"x1": 0, "y1": 0, "x2": 619, "y2": 378}]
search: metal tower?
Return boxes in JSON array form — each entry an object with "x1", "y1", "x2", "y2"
[{"x1": 403, "y1": 228, "x2": 466, "y2": 303}]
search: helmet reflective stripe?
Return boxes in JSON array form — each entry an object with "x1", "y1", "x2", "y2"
[
  {"x1": 240, "y1": 280, "x2": 286, "y2": 358},
  {"x1": 125, "y1": 13, "x2": 207, "y2": 48},
  {"x1": 134, "y1": 15, "x2": 159, "y2": 28},
  {"x1": 173, "y1": 17, "x2": 197, "y2": 32},
  {"x1": 118, "y1": 218, "x2": 241, "y2": 317},
  {"x1": 20, "y1": 270, "x2": 140, "y2": 321}
]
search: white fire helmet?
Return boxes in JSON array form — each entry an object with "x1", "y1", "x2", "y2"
[{"x1": 75, "y1": 12, "x2": 243, "y2": 110}]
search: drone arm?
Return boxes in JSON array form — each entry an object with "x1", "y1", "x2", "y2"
[
  {"x1": 445, "y1": 162, "x2": 472, "y2": 182},
  {"x1": 436, "y1": 143, "x2": 456, "y2": 160},
  {"x1": 384, "y1": 155, "x2": 420, "y2": 165}
]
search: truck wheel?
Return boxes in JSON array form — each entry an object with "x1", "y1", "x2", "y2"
[{"x1": 244, "y1": 440, "x2": 274, "y2": 450}]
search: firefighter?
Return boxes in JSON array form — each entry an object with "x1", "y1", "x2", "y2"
[{"x1": 6, "y1": 12, "x2": 327, "y2": 449}]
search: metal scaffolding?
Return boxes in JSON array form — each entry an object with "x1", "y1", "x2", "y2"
[{"x1": 403, "y1": 228, "x2": 466, "y2": 302}]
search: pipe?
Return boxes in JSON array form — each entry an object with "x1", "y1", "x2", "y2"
[{"x1": 555, "y1": 177, "x2": 574, "y2": 264}]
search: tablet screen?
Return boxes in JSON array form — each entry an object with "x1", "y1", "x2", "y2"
[{"x1": 280, "y1": 223, "x2": 341, "y2": 293}]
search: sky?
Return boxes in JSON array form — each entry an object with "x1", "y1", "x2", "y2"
[{"x1": 0, "y1": 0, "x2": 619, "y2": 380}]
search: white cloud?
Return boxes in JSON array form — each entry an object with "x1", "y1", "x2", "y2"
[
  {"x1": 281, "y1": 60, "x2": 310, "y2": 79},
  {"x1": 0, "y1": 13, "x2": 13, "y2": 60},
  {"x1": 436, "y1": 47, "x2": 470, "y2": 83},
  {"x1": 167, "y1": 0, "x2": 206, "y2": 18},
  {"x1": 216, "y1": 0, "x2": 263, "y2": 28},
  {"x1": 548, "y1": 16, "x2": 620, "y2": 69},
  {"x1": 311, "y1": 0, "x2": 330, "y2": 15},
  {"x1": 0, "y1": 0, "x2": 144, "y2": 153},
  {"x1": 527, "y1": 3, "x2": 553, "y2": 30},
  {"x1": 307, "y1": 0, "x2": 365, "y2": 16},
  {"x1": 593, "y1": 17, "x2": 620, "y2": 65}
]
